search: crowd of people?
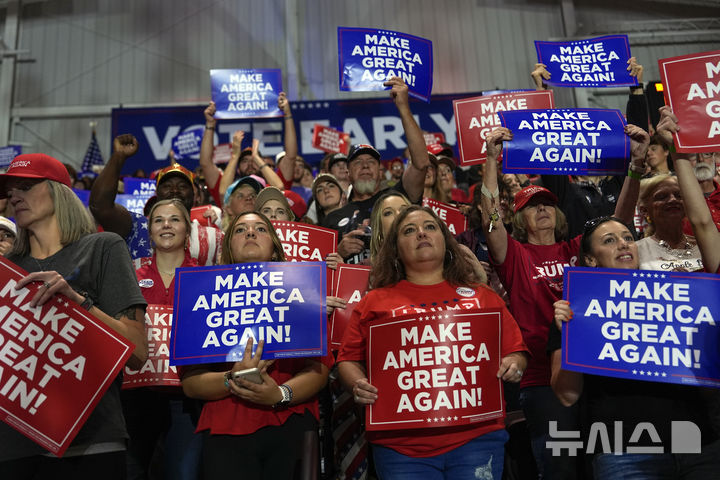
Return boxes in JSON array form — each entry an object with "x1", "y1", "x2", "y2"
[{"x1": 0, "y1": 56, "x2": 720, "y2": 480}]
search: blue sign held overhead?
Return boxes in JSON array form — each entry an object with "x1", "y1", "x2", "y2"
[
  {"x1": 210, "y1": 69, "x2": 283, "y2": 119},
  {"x1": 338, "y1": 27, "x2": 433, "y2": 102},
  {"x1": 170, "y1": 262, "x2": 327, "y2": 365},
  {"x1": 562, "y1": 267, "x2": 720, "y2": 388},
  {"x1": 498, "y1": 108, "x2": 629, "y2": 176},
  {"x1": 0, "y1": 145, "x2": 22, "y2": 169},
  {"x1": 535, "y1": 35, "x2": 638, "y2": 88},
  {"x1": 172, "y1": 127, "x2": 205, "y2": 160}
]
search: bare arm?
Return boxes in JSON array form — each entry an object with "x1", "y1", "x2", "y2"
[
  {"x1": 480, "y1": 128, "x2": 512, "y2": 265},
  {"x1": 199, "y1": 102, "x2": 221, "y2": 190},
  {"x1": 277, "y1": 92, "x2": 297, "y2": 183},
  {"x1": 218, "y1": 130, "x2": 244, "y2": 198},
  {"x1": 550, "y1": 300, "x2": 583, "y2": 406},
  {"x1": 658, "y1": 106, "x2": 720, "y2": 272},
  {"x1": 389, "y1": 77, "x2": 429, "y2": 203},
  {"x1": 337, "y1": 360, "x2": 378, "y2": 405},
  {"x1": 531, "y1": 63, "x2": 551, "y2": 91},
  {"x1": 613, "y1": 124, "x2": 650, "y2": 224},
  {"x1": 252, "y1": 139, "x2": 283, "y2": 188},
  {"x1": 88, "y1": 134, "x2": 136, "y2": 238}
]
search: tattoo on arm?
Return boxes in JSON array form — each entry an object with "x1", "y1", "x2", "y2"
[{"x1": 114, "y1": 305, "x2": 144, "y2": 322}]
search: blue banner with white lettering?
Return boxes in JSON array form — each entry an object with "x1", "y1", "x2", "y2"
[
  {"x1": 562, "y1": 267, "x2": 720, "y2": 388},
  {"x1": 123, "y1": 177, "x2": 156, "y2": 197},
  {"x1": 0, "y1": 145, "x2": 21, "y2": 169},
  {"x1": 498, "y1": 108, "x2": 629, "y2": 175},
  {"x1": 170, "y1": 262, "x2": 327, "y2": 365},
  {"x1": 210, "y1": 69, "x2": 282, "y2": 119},
  {"x1": 338, "y1": 27, "x2": 433, "y2": 102},
  {"x1": 535, "y1": 35, "x2": 638, "y2": 88},
  {"x1": 171, "y1": 127, "x2": 204, "y2": 160},
  {"x1": 111, "y1": 91, "x2": 481, "y2": 175}
]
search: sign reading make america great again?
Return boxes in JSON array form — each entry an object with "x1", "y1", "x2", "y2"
[
  {"x1": 170, "y1": 262, "x2": 327, "y2": 365},
  {"x1": 535, "y1": 35, "x2": 638, "y2": 88},
  {"x1": 562, "y1": 267, "x2": 720, "y2": 388},
  {"x1": 338, "y1": 27, "x2": 433, "y2": 102},
  {"x1": 210, "y1": 69, "x2": 283, "y2": 119},
  {"x1": 367, "y1": 309, "x2": 503, "y2": 431}
]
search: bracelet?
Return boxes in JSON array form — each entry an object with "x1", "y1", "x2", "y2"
[
  {"x1": 205, "y1": 124, "x2": 215, "y2": 130},
  {"x1": 80, "y1": 295, "x2": 94, "y2": 311},
  {"x1": 273, "y1": 384, "x2": 293, "y2": 408},
  {"x1": 627, "y1": 166, "x2": 643, "y2": 180},
  {"x1": 481, "y1": 184, "x2": 500, "y2": 199},
  {"x1": 223, "y1": 371, "x2": 232, "y2": 389},
  {"x1": 260, "y1": 163, "x2": 272, "y2": 170},
  {"x1": 628, "y1": 162, "x2": 646, "y2": 174}
]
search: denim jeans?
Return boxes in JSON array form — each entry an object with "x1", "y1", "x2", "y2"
[
  {"x1": 372, "y1": 429, "x2": 508, "y2": 480},
  {"x1": 519, "y1": 385, "x2": 580, "y2": 479}
]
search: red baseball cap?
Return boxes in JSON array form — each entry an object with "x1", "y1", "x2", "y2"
[
  {"x1": 0, "y1": 153, "x2": 72, "y2": 198},
  {"x1": 512, "y1": 185, "x2": 558, "y2": 213},
  {"x1": 156, "y1": 163, "x2": 195, "y2": 186},
  {"x1": 282, "y1": 189, "x2": 307, "y2": 219}
]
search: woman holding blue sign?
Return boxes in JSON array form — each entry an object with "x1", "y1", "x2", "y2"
[
  {"x1": 181, "y1": 211, "x2": 331, "y2": 479},
  {"x1": 550, "y1": 215, "x2": 720, "y2": 477},
  {"x1": 338, "y1": 205, "x2": 528, "y2": 480}
]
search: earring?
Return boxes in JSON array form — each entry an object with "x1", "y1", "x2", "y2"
[
  {"x1": 645, "y1": 215, "x2": 652, "y2": 224},
  {"x1": 394, "y1": 259, "x2": 401, "y2": 272}
]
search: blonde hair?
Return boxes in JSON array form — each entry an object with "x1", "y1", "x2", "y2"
[
  {"x1": 12, "y1": 181, "x2": 95, "y2": 256},
  {"x1": 511, "y1": 205, "x2": 568, "y2": 243},
  {"x1": 638, "y1": 173, "x2": 676, "y2": 238},
  {"x1": 147, "y1": 198, "x2": 192, "y2": 248},
  {"x1": 369, "y1": 191, "x2": 410, "y2": 260}
]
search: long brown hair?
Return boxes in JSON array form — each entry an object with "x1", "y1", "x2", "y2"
[
  {"x1": 220, "y1": 211, "x2": 286, "y2": 265},
  {"x1": 371, "y1": 205, "x2": 477, "y2": 289}
]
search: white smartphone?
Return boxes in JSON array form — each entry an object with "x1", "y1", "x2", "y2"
[{"x1": 232, "y1": 367, "x2": 263, "y2": 385}]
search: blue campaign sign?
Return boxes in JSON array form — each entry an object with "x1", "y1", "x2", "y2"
[
  {"x1": 170, "y1": 262, "x2": 327, "y2": 365},
  {"x1": 123, "y1": 177, "x2": 156, "y2": 196},
  {"x1": 562, "y1": 267, "x2": 720, "y2": 388},
  {"x1": 338, "y1": 27, "x2": 433, "y2": 102},
  {"x1": 0, "y1": 145, "x2": 21, "y2": 169},
  {"x1": 111, "y1": 92, "x2": 477, "y2": 175},
  {"x1": 210, "y1": 69, "x2": 282, "y2": 119},
  {"x1": 498, "y1": 108, "x2": 629, "y2": 175},
  {"x1": 535, "y1": 35, "x2": 638, "y2": 88},
  {"x1": 171, "y1": 127, "x2": 204, "y2": 160}
]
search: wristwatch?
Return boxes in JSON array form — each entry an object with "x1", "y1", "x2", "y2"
[{"x1": 273, "y1": 384, "x2": 293, "y2": 409}]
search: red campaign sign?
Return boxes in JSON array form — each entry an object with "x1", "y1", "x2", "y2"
[
  {"x1": 312, "y1": 124, "x2": 351, "y2": 155},
  {"x1": 0, "y1": 258, "x2": 133, "y2": 456},
  {"x1": 422, "y1": 197, "x2": 468, "y2": 236},
  {"x1": 272, "y1": 221, "x2": 338, "y2": 294},
  {"x1": 366, "y1": 309, "x2": 503, "y2": 431},
  {"x1": 659, "y1": 50, "x2": 720, "y2": 153},
  {"x1": 212, "y1": 142, "x2": 232, "y2": 164},
  {"x1": 454, "y1": 90, "x2": 555, "y2": 166},
  {"x1": 190, "y1": 206, "x2": 213, "y2": 227},
  {"x1": 423, "y1": 132, "x2": 447, "y2": 146},
  {"x1": 329, "y1": 265, "x2": 371, "y2": 348},
  {"x1": 123, "y1": 305, "x2": 180, "y2": 389}
]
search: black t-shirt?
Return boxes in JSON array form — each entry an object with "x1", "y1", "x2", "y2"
[
  {"x1": 547, "y1": 324, "x2": 717, "y2": 448},
  {"x1": 321, "y1": 182, "x2": 411, "y2": 264}
]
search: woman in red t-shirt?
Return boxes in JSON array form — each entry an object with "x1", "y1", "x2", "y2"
[
  {"x1": 338, "y1": 205, "x2": 528, "y2": 479},
  {"x1": 181, "y1": 211, "x2": 331, "y2": 479}
]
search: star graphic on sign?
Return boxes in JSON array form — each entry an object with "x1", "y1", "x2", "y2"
[
  {"x1": 654, "y1": 372, "x2": 660, "y2": 376},
  {"x1": 639, "y1": 370, "x2": 645, "y2": 375},
  {"x1": 440, "y1": 417, "x2": 445, "y2": 422},
  {"x1": 633, "y1": 272, "x2": 638, "y2": 277},
  {"x1": 632, "y1": 370, "x2": 638, "y2": 374},
  {"x1": 426, "y1": 418, "x2": 432, "y2": 423},
  {"x1": 454, "y1": 416, "x2": 458, "y2": 421},
  {"x1": 662, "y1": 372, "x2": 667, "y2": 377},
  {"x1": 433, "y1": 417, "x2": 439, "y2": 422},
  {"x1": 63, "y1": 301, "x2": 69, "y2": 308}
]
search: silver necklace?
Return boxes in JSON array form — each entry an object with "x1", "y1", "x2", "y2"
[{"x1": 656, "y1": 236, "x2": 694, "y2": 258}]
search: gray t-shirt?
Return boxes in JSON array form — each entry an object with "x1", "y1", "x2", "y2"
[{"x1": 1, "y1": 232, "x2": 147, "y2": 461}]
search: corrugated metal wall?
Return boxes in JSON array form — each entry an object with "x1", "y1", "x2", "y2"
[{"x1": 4, "y1": 0, "x2": 719, "y2": 168}]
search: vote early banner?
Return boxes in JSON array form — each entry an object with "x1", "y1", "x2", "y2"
[
  {"x1": 562, "y1": 267, "x2": 720, "y2": 388},
  {"x1": 170, "y1": 262, "x2": 327, "y2": 365},
  {"x1": 312, "y1": 124, "x2": 350, "y2": 155},
  {"x1": 453, "y1": 90, "x2": 555, "y2": 166},
  {"x1": 123, "y1": 305, "x2": 180, "y2": 389},
  {"x1": 272, "y1": 221, "x2": 338, "y2": 294},
  {"x1": 0, "y1": 258, "x2": 134, "y2": 456},
  {"x1": 422, "y1": 198, "x2": 467, "y2": 236},
  {"x1": 535, "y1": 35, "x2": 638, "y2": 88},
  {"x1": 498, "y1": 108, "x2": 629, "y2": 175},
  {"x1": 338, "y1": 27, "x2": 433, "y2": 102},
  {"x1": 330, "y1": 264, "x2": 371, "y2": 347},
  {"x1": 366, "y1": 309, "x2": 503, "y2": 431},
  {"x1": 659, "y1": 50, "x2": 720, "y2": 153},
  {"x1": 210, "y1": 69, "x2": 283, "y2": 119}
]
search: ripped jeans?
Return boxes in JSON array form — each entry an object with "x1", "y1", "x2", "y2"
[{"x1": 372, "y1": 429, "x2": 508, "y2": 480}]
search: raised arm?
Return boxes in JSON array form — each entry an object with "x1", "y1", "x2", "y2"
[
  {"x1": 625, "y1": 57, "x2": 648, "y2": 130},
  {"x1": 613, "y1": 124, "x2": 650, "y2": 224},
  {"x1": 480, "y1": 128, "x2": 513, "y2": 265},
  {"x1": 550, "y1": 300, "x2": 583, "y2": 406},
  {"x1": 252, "y1": 138, "x2": 283, "y2": 189},
  {"x1": 388, "y1": 77, "x2": 428, "y2": 203},
  {"x1": 199, "y1": 102, "x2": 221, "y2": 190},
  {"x1": 658, "y1": 106, "x2": 720, "y2": 272},
  {"x1": 531, "y1": 63, "x2": 551, "y2": 91},
  {"x1": 218, "y1": 130, "x2": 244, "y2": 198},
  {"x1": 277, "y1": 92, "x2": 297, "y2": 183},
  {"x1": 88, "y1": 134, "x2": 136, "y2": 238}
]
